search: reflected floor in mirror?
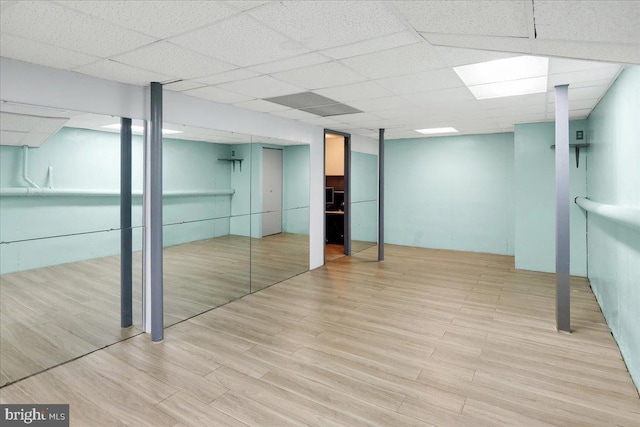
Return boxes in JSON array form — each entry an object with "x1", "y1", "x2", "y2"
[
  {"x1": 0, "y1": 233, "x2": 309, "y2": 386},
  {"x1": 0, "y1": 256, "x2": 143, "y2": 386},
  {"x1": 326, "y1": 241, "x2": 377, "y2": 262}
]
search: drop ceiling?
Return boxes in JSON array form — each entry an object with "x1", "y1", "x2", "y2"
[
  {"x1": 0, "y1": 101, "x2": 303, "y2": 146},
  {"x1": 1, "y1": 1, "x2": 638, "y2": 140}
]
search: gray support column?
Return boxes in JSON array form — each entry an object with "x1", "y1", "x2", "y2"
[
  {"x1": 149, "y1": 82, "x2": 164, "y2": 342},
  {"x1": 378, "y1": 129, "x2": 384, "y2": 261},
  {"x1": 344, "y1": 136, "x2": 352, "y2": 255},
  {"x1": 555, "y1": 84, "x2": 571, "y2": 332},
  {"x1": 120, "y1": 117, "x2": 132, "y2": 328}
]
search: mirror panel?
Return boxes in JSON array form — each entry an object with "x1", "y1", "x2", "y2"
[
  {"x1": 350, "y1": 149, "x2": 378, "y2": 254},
  {"x1": 161, "y1": 124, "x2": 252, "y2": 326},
  {"x1": 250, "y1": 136, "x2": 310, "y2": 292},
  {"x1": 0, "y1": 102, "x2": 144, "y2": 385}
]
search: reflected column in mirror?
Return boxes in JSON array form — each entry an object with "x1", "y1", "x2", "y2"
[
  {"x1": 161, "y1": 124, "x2": 252, "y2": 326},
  {"x1": 350, "y1": 148, "x2": 378, "y2": 255},
  {"x1": 250, "y1": 136, "x2": 310, "y2": 292},
  {"x1": 0, "y1": 102, "x2": 143, "y2": 386}
]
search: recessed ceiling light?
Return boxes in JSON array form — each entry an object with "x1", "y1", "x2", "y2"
[
  {"x1": 101, "y1": 123, "x2": 182, "y2": 135},
  {"x1": 454, "y1": 55, "x2": 549, "y2": 99},
  {"x1": 415, "y1": 127, "x2": 458, "y2": 135}
]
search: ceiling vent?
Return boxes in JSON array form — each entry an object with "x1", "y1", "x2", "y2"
[{"x1": 264, "y1": 92, "x2": 362, "y2": 117}]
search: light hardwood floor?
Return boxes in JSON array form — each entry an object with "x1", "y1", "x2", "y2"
[
  {"x1": 1, "y1": 245, "x2": 639, "y2": 426},
  {"x1": 0, "y1": 233, "x2": 309, "y2": 386}
]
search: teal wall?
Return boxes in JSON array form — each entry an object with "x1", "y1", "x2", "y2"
[
  {"x1": 514, "y1": 120, "x2": 588, "y2": 276},
  {"x1": 351, "y1": 151, "x2": 378, "y2": 243},
  {"x1": 162, "y1": 135, "x2": 233, "y2": 245},
  {"x1": 0, "y1": 128, "x2": 235, "y2": 273},
  {"x1": 585, "y1": 66, "x2": 640, "y2": 390},
  {"x1": 385, "y1": 133, "x2": 514, "y2": 255}
]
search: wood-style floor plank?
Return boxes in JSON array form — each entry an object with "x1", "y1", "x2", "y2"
[{"x1": 1, "y1": 244, "x2": 638, "y2": 426}]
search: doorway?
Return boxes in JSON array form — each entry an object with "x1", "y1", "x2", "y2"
[
  {"x1": 324, "y1": 130, "x2": 351, "y2": 263},
  {"x1": 262, "y1": 147, "x2": 283, "y2": 236}
]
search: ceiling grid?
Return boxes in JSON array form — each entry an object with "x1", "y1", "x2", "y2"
[{"x1": 0, "y1": 0, "x2": 637, "y2": 139}]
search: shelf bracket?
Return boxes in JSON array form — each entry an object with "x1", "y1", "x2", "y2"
[
  {"x1": 218, "y1": 158, "x2": 244, "y2": 172},
  {"x1": 550, "y1": 143, "x2": 590, "y2": 168}
]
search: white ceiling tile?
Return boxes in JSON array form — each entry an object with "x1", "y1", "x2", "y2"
[
  {"x1": 486, "y1": 104, "x2": 547, "y2": 118},
  {"x1": 549, "y1": 58, "x2": 620, "y2": 75},
  {"x1": 248, "y1": 1, "x2": 407, "y2": 50},
  {"x1": 534, "y1": 1, "x2": 640, "y2": 44},
  {"x1": 547, "y1": 98, "x2": 600, "y2": 113},
  {"x1": 325, "y1": 112, "x2": 381, "y2": 123},
  {"x1": 350, "y1": 119, "x2": 402, "y2": 129},
  {"x1": 58, "y1": 1, "x2": 240, "y2": 39},
  {"x1": 402, "y1": 87, "x2": 475, "y2": 107},
  {"x1": 434, "y1": 46, "x2": 519, "y2": 67},
  {"x1": 169, "y1": 14, "x2": 309, "y2": 67},
  {"x1": 569, "y1": 109, "x2": 592, "y2": 120},
  {"x1": 1, "y1": 1, "x2": 157, "y2": 57},
  {"x1": 314, "y1": 81, "x2": 393, "y2": 103},
  {"x1": 248, "y1": 52, "x2": 331, "y2": 74},
  {"x1": 548, "y1": 65, "x2": 621, "y2": 89},
  {"x1": 182, "y1": 85, "x2": 252, "y2": 104},
  {"x1": 163, "y1": 80, "x2": 207, "y2": 92},
  {"x1": 349, "y1": 96, "x2": 412, "y2": 112},
  {"x1": 422, "y1": 33, "x2": 532, "y2": 56},
  {"x1": 194, "y1": 69, "x2": 262, "y2": 85},
  {"x1": 74, "y1": 60, "x2": 174, "y2": 86},
  {"x1": 376, "y1": 68, "x2": 464, "y2": 95},
  {"x1": 393, "y1": 1, "x2": 529, "y2": 37},
  {"x1": 0, "y1": 130, "x2": 26, "y2": 146},
  {"x1": 450, "y1": 118, "x2": 502, "y2": 130},
  {"x1": 218, "y1": 75, "x2": 303, "y2": 99},
  {"x1": 273, "y1": 62, "x2": 367, "y2": 90},
  {"x1": 322, "y1": 31, "x2": 421, "y2": 60},
  {"x1": 226, "y1": 1, "x2": 269, "y2": 12},
  {"x1": 563, "y1": 78, "x2": 617, "y2": 91},
  {"x1": 233, "y1": 99, "x2": 290, "y2": 113},
  {"x1": 492, "y1": 113, "x2": 545, "y2": 127},
  {"x1": 0, "y1": 102, "x2": 75, "y2": 118},
  {"x1": 341, "y1": 43, "x2": 447, "y2": 80},
  {"x1": 1, "y1": 112, "x2": 42, "y2": 132},
  {"x1": 0, "y1": 33, "x2": 99, "y2": 70},
  {"x1": 548, "y1": 85, "x2": 609, "y2": 102},
  {"x1": 113, "y1": 41, "x2": 235, "y2": 79},
  {"x1": 270, "y1": 109, "x2": 318, "y2": 120},
  {"x1": 21, "y1": 131, "x2": 62, "y2": 147},
  {"x1": 300, "y1": 116, "x2": 340, "y2": 126},
  {"x1": 477, "y1": 92, "x2": 549, "y2": 110},
  {"x1": 373, "y1": 107, "x2": 428, "y2": 120},
  {"x1": 531, "y1": 39, "x2": 640, "y2": 64}
]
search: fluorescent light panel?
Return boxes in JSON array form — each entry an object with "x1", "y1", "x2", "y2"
[
  {"x1": 101, "y1": 123, "x2": 182, "y2": 135},
  {"x1": 454, "y1": 56, "x2": 549, "y2": 100},
  {"x1": 415, "y1": 127, "x2": 458, "y2": 135}
]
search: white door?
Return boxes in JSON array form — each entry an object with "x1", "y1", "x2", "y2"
[{"x1": 262, "y1": 148, "x2": 283, "y2": 236}]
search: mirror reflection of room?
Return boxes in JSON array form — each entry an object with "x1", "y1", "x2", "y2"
[
  {"x1": 325, "y1": 133, "x2": 346, "y2": 261},
  {"x1": 0, "y1": 101, "x2": 144, "y2": 386}
]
